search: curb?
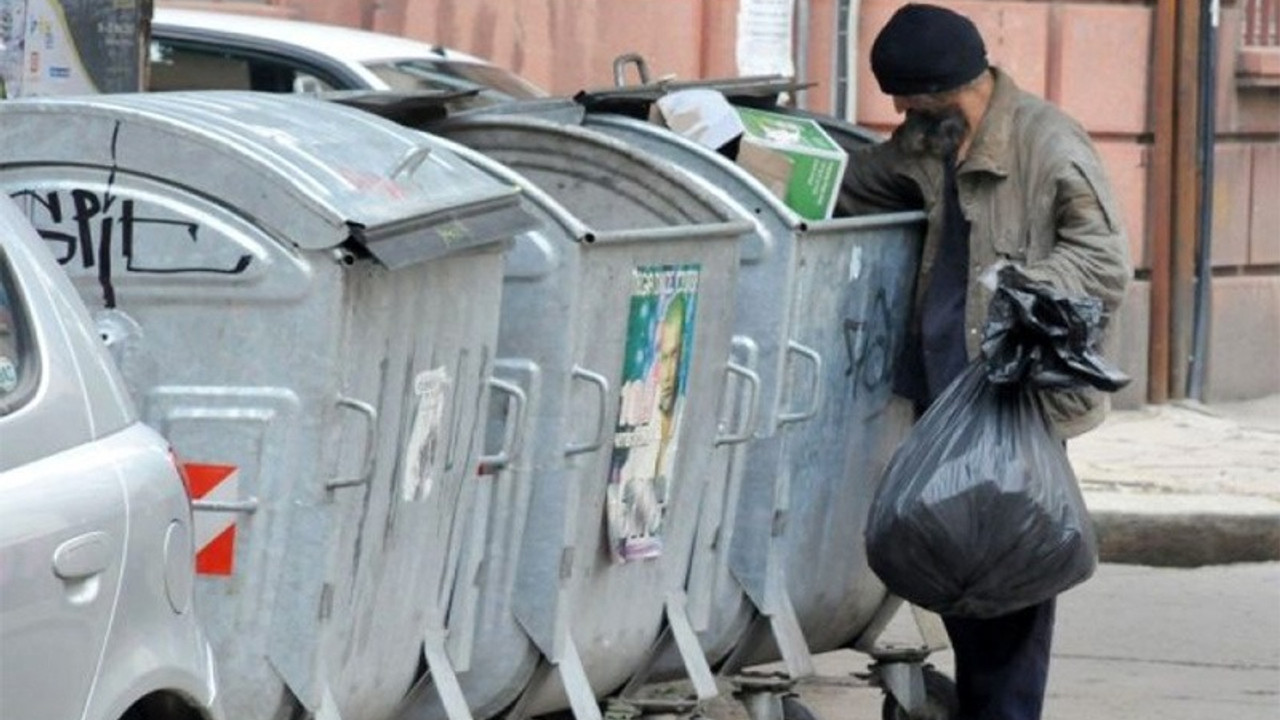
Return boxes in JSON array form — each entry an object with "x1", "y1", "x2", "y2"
[{"x1": 1086, "y1": 492, "x2": 1280, "y2": 567}]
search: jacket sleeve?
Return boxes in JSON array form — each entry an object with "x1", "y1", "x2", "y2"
[
  {"x1": 1022, "y1": 146, "x2": 1133, "y2": 440},
  {"x1": 836, "y1": 138, "x2": 924, "y2": 216},
  {"x1": 1020, "y1": 152, "x2": 1132, "y2": 317}
]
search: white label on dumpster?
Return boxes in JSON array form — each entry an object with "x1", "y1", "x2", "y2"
[
  {"x1": 403, "y1": 366, "x2": 451, "y2": 502},
  {"x1": 849, "y1": 245, "x2": 864, "y2": 282}
]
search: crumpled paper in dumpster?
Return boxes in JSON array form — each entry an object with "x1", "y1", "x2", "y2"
[{"x1": 864, "y1": 267, "x2": 1129, "y2": 618}]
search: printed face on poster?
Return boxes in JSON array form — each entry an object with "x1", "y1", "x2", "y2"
[{"x1": 606, "y1": 264, "x2": 700, "y2": 563}]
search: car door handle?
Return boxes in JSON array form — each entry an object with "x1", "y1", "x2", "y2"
[{"x1": 52, "y1": 532, "x2": 113, "y2": 580}]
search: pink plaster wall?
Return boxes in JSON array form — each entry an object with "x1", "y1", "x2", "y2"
[
  {"x1": 1048, "y1": 3, "x2": 1152, "y2": 135},
  {"x1": 1207, "y1": 276, "x2": 1280, "y2": 401},
  {"x1": 400, "y1": 0, "x2": 705, "y2": 94},
  {"x1": 1212, "y1": 144, "x2": 1256, "y2": 268},
  {"x1": 1250, "y1": 144, "x2": 1280, "y2": 266},
  {"x1": 161, "y1": 1, "x2": 298, "y2": 18}
]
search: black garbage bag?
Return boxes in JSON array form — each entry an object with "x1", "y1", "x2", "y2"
[
  {"x1": 865, "y1": 269, "x2": 1128, "y2": 618},
  {"x1": 865, "y1": 362, "x2": 1096, "y2": 618},
  {"x1": 982, "y1": 265, "x2": 1130, "y2": 392}
]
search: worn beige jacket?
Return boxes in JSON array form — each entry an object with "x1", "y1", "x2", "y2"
[{"x1": 838, "y1": 68, "x2": 1132, "y2": 438}]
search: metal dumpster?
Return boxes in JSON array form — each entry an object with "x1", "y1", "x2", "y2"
[
  {"x1": 380, "y1": 113, "x2": 757, "y2": 720},
  {"x1": 0, "y1": 91, "x2": 535, "y2": 720},
  {"x1": 564, "y1": 83, "x2": 929, "y2": 703}
]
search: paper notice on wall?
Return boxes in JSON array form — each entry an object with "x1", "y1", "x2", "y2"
[
  {"x1": 1, "y1": 0, "x2": 143, "y2": 98},
  {"x1": 736, "y1": 0, "x2": 795, "y2": 78},
  {"x1": 0, "y1": 0, "x2": 27, "y2": 96}
]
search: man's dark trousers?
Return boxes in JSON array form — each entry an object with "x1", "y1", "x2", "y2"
[{"x1": 942, "y1": 598, "x2": 1057, "y2": 720}]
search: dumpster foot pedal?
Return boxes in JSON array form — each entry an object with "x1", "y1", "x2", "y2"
[
  {"x1": 560, "y1": 633, "x2": 605, "y2": 720},
  {"x1": 665, "y1": 592, "x2": 718, "y2": 701},
  {"x1": 728, "y1": 672, "x2": 796, "y2": 720},
  {"x1": 763, "y1": 564, "x2": 814, "y2": 680},
  {"x1": 424, "y1": 628, "x2": 475, "y2": 720},
  {"x1": 609, "y1": 696, "x2": 703, "y2": 720}
]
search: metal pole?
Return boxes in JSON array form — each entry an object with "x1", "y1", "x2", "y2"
[
  {"x1": 1169, "y1": 0, "x2": 1203, "y2": 400},
  {"x1": 795, "y1": 0, "x2": 810, "y2": 109},
  {"x1": 1147, "y1": 0, "x2": 1178, "y2": 405},
  {"x1": 1188, "y1": 0, "x2": 1220, "y2": 401},
  {"x1": 833, "y1": 0, "x2": 849, "y2": 117}
]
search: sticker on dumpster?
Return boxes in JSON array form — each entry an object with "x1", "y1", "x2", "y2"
[
  {"x1": 403, "y1": 366, "x2": 451, "y2": 502},
  {"x1": 0, "y1": 357, "x2": 16, "y2": 394},
  {"x1": 606, "y1": 264, "x2": 701, "y2": 563},
  {"x1": 183, "y1": 463, "x2": 239, "y2": 576}
]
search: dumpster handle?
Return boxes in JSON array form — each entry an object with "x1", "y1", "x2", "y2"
[
  {"x1": 477, "y1": 377, "x2": 528, "y2": 474},
  {"x1": 715, "y1": 362, "x2": 761, "y2": 446},
  {"x1": 565, "y1": 366, "x2": 610, "y2": 457},
  {"x1": 389, "y1": 145, "x2": 432, "y2": 180},
  {"x1": 777, "y1": 341, "x2": 824, "y2": 426},
  {"x1": 192, "y1": 498, "x2": 259, "y2": 514},
  {"x1": 613, "y1": 52, "x2": 651, "y2": 87},
  {"x1": 325, "y1": 396, "x2": 378, "y2": 491}
]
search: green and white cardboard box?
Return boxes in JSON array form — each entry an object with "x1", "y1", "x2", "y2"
[{"x1": 734, "y1": 106, "x2": 849, "y2": 221}]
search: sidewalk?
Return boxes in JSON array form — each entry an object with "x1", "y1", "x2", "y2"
[{"x1": 1069, "y1": 393, "x2": 1280, "y2": 567}]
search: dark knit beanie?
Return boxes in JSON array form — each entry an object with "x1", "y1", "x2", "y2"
[{"x1": 871, "y1": 4, "x2": 988, "y2": 96}]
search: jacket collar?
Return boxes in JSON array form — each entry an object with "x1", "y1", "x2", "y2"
[{"x1": 959, "y1": 67, "x2": 1019, "y2": 178}]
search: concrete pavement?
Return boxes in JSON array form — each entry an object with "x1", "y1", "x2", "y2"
[{"x1": 1070, "y1": 393, "x2": 1280, "y2": 567}]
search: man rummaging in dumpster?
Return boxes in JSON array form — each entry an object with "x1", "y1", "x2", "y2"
[{"x1": 838, "y1": 3, "x2": 1131, "y2": 719}]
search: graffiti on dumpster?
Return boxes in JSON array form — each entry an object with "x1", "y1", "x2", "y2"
[
  {"x1": 8, "y1": 123, "x2": 253, "y2": 308},
  {"x1": 606, "y1": 264, "x2": 700, "y2": 563},
  {"x1": 843, "y1": 285, "x2": 893, "y2": 399},
  {"x1": 11, "y1": 187, "x2": 254, "y2": 308}
]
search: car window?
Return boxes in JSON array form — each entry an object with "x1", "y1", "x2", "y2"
[
  {"x1": 365, "y1": 58, "x2": 546, "y2": 103},
  {"x1": 0, "y1": 250, "x2": 35, "y2": 415},
  {"x1": 149, "y1": 39, "x2": 338, "y2": 94}
]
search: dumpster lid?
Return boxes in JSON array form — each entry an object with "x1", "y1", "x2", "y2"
[
  {"x1": 322, "y1": 88, "x2": 476, "y2": 126},
  {"x1": 330, "y1": 91, "x2": 589, "y2": 129},
  {"x1": 0, "y1": 91, "x2": 537, "y2": 268},
  {"x1": 574, "y1": 76, "x2": 814, "y2": 118}
]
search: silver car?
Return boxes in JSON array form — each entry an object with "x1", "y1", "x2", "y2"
[
  {"x1": 0, "y1": 194, "x2": 222, "y2": 720},
  {"x1": 148, "y1": 8, "x2": 546, "y2": 106}
]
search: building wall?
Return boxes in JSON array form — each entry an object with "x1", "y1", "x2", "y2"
[
  {"x1": 1204, "y1": 3, "x2": 1280, "y2": 402},
  {"x1": 172, "y1": 0, "x2": 1280, "y2": 404}
]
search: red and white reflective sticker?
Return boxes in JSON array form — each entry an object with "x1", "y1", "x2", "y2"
[{"x1": 182, "y1": 463, "x2": 239, "y2": 576}]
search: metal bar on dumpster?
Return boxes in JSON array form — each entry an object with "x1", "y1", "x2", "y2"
[
  {"x1": 585, "y1": 220, "x2": 752, "y2": 246},
  {"x1": 476, "y1": 377, "x2": 528, "y2": 473},
  {"x1": 777, "y1": 341, "x2": 823, "y2": 426},
  {"x1": 715, "y1": 362, "x2": 762, "y2": 446},
  {"x1": 324, "y1": 396, "x2": 378, "y2": 491},
  {"x1": 564, "y1": 366, "x2": 610, "y2": 456}
]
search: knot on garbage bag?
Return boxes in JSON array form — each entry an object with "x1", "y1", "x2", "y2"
[{"x1": 980, "y1": 265, "x2": 1130, "y2": 392}]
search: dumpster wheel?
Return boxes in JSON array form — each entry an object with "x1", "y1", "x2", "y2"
[{"x1": 878, "y1": 666, "x2": 956, "y2": 720}]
